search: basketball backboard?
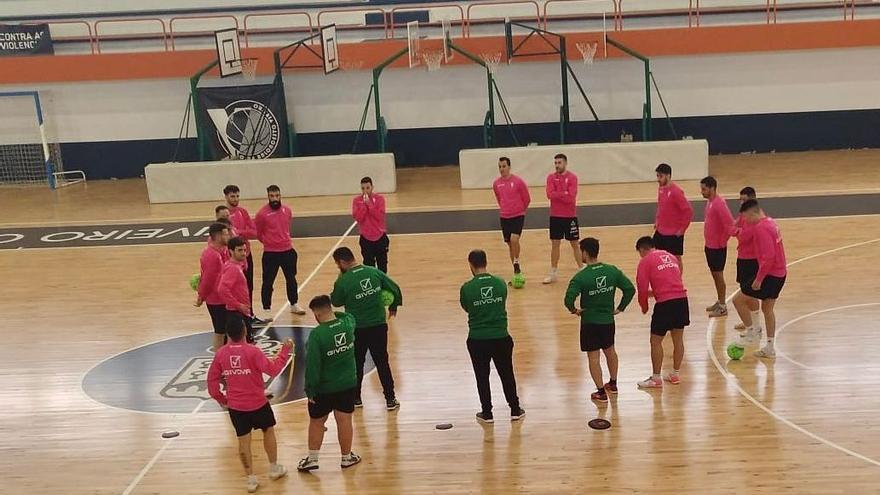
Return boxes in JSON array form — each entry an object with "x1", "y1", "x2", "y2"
[
  {"x1": 214, "y1": 28, "x2": 242, "y2": 78},
  {"x1": 321, "y1": 24, "x2": 339, "y2": 74}
]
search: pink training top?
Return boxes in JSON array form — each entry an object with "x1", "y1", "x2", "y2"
[
  {"x1": 228, "y1": 205, "x2": 256, "y2": 256},
  {"x1": 753, "y1": 216, "x2": 787, "y2": 284},
  {"x1": 655, "y1": 182, "x2": 693, "y2": 236},
  {"x1": 703, "y1": 194, "x2": 735, "y2": 249},
  {"x1": 636, "y1": 249, "x2": 688, "y2": 313},
  {"x1": 493, "y1": 174, "x2": 531, "y2": 219},
  {"x1": 733, "y1": 214, "x2": 757, "y2": 260},
  {"x1": 207, "y1": 341, "x2": 291, "y2": 412},
  {"x1": 208, "y1": 225, "x2": 246, "y2": 270},
  {"x1": 352, "y1": 193, "x2": 387, "y2": 242},
  {"x1": 198, "y1": 243, "x2": 227, "y2": 305},
  {"x1": 545, "y1": 171, "x2": 578, "y2": 218},
  {"x1": 255, "y1": 204, "x2": 293, "y2": 253},
  {"x1": 218, "y1": 259, "x2": 250, "y2": 315}
]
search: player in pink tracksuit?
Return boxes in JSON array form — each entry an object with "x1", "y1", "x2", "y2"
[
  {"x1": 653, "y1": 163, "x2": 693, "y2": 272},
  {"x1": 256, "y1": 185, "x2": 306, "y2": 316},
  {"x1": 352, "y1": 176, "x2": 390, "y2": 273},
  {"x1": 700, "y1": 176, "x2": 735, "y2": 318},
  {"x1": 208, "y1": 315, "x2": 292, "y2": 493},
  {"x1": 739, "y1": 199, "x2": 787, "y2": 359},
  {"x1": 731, "y1": 187, "x2": 764, "y2": 338},
  {"x1": 543, "y1": 153, "x2": 583, "y2": 284},
  {"x1": 493, "y1": 157, "x2": 531, "y2": 280},
  {"x1": 195, "y1": 222, "x2": 230, "y2": 351},
  {"x1": 635, "y1": 236, "x2": 690, "y2": 389},
  {"x1": 219, "y1": 236, "x2": 257, "y2": 343},
  {"x1": 223, "y1": 185, "x2": 260, "y2": 308}
]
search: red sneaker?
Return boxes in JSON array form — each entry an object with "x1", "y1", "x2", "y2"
[
  {"x1": 603, "y1": 381, "x2": 618, "y2": 394},
  {"x1": 590, "y1": 390, "x2": 608, "y2": 403}
]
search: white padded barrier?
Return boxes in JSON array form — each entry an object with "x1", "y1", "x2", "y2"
[
  {"x1": 145, "y1": 153, "x2": 397, "y2": 204},
  {"x1": 459, "y1": 140, "x2": 709, "y2": 189}
]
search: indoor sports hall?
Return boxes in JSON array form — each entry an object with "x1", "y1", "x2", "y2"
[{"x1": 1, "y1": 1, "x2": 879, "y2": 494}]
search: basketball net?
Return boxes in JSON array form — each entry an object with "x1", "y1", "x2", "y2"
[
  {"x1": 421, "y1": 50, "x2": 444, "y2": 72},
  {"x1": 576, "y1": 42, "x2": 598, "y2": 66},
  {"x1": 480, "y1": 52, "x2": 502, "y2": 75},
  {"x1": 241, "y1": 58, "x2": 258, "y2": 81}
]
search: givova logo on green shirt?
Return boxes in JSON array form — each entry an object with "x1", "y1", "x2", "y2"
[
  {"x1": 327, "y1": 330, "x2": 354, "y2": 356},
  {"x1": 355, "y1": 278, "x2": 381, "y2": 300},
  {"x1": 589, "y1": 275, "x2": 615, "y2": 296},
  {"x1": 473, "y1": 286, "x2": 503, "y2": 306}
]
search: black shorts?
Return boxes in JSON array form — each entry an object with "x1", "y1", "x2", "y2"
[
  {"x1": 653, "y1": 232, "x2": 684, "y2": 256},
  {"x1": 705, "y1": 247, "x2": 727, "y2": 272},
  {"x1": 308, "y1": 387, "x2": 357, "y2": 419},
  {"x1": 228, "y1": 402, "x2": 276, "y2": 437},
  {"x1": 580, "y1": 322, "x2": 615, "y2": 352},
  {"x1": 549, "y1": 216, "x2": 579, "y2": 241},
  {"x1": 742, "y1": 275, "x2": 786, "y2": 300},
  {"x1": 736, "y1": 258, "x2": 759, "y2": 285},
  {"x1": 207, "y1": 304, "x2": 228, "y2": 334},
  {"x1": 650, "y1": 297, "x2": 690, "y2": 336},
  {"x1": 500, "y1": 216, "x2": 525, "y2": 243}
]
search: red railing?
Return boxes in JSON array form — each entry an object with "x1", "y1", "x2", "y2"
[
  {"x1": 94, "y1": 18, "x2": 168, "y2": 53},
  {"x1": 24, "y1": 20, "x2": 95, "y2": 53},
  {"x1": 316, "y1": 7, "x2": 388, "y2": 38},
  {"x1": 465, "y1": 0, "x2": 542, "y2": 36},
  {"x1": 168, "y1": 15, "x2": 238, "y2": 50},
  {"x1": 388, "y1": 4, "x2": 466, "y2": 38},
  {"x1": 243, "y1": 11, "x2": 313, "y2": 47}
]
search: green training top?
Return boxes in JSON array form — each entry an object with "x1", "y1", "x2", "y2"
[
  {"x1": 459, "y1": 272, "x2": 509, "y2": 340},
  {"x1": 330, "y1": 264, "x2": 403, "y2": 328},
  {"x1": 564, "y1": 262, "x2": 635, "y2": 324},
  {"x1": 304, "y1": 311, "x2": 357, "y2": 398}
]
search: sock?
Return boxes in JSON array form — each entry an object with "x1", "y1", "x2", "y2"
[
  {"x1": 308, "y1": 450, "x2": 320, "y2": 461},
  {"x1": 597, "y1": 387, "x2": 605, "y2": 394},
  {"x1": 751, "y1": 310, "x2": 761, "y2": 327},
  {"x1": 766, "y1": 337, "x2": 774, "y2": 350},
  {"x1": 609, "y1": 378, "x2": 617, "y2": 384},
  {"x1": 513, "y1": 260, "x2": 521, "y2": 274},
  {"x1": 270, "y1": 462, "x2": 278, "y2": 470},
  {"x1": 670, "y1": 369, "x2": 680, "y2": 376},
  {"x1": 248, "y1": 474, "x2": 257, "y2": 484},
  {"x1": 652, "y1": 373, "x2": 662, "y2": 380},
  {"x1": 550, "y1": 267, "x2": 558, "y2": 274}
]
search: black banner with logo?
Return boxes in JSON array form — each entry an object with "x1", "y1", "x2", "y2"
[
  {"x1": 0, "y1": 24, "x2": 54, "y2": 56},
  {"x1": 196, "y1": 83, "x2": 288, "y2": 161}
]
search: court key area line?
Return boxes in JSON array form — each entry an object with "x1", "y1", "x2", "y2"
[
  {"x1": 121, "y1": 221, "x2": 357, "y2": 495},
  {"x1": 774, "y1": 303, "x2": 880, "y2": 370},
  {"x1": 706, "y1": 237, "x2": 880, "y2": 468}
]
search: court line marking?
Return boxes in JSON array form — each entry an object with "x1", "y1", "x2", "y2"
[
  {"x1": 121, "y1": 221, "x2": 356, "y2": 495},
  {"x1": 4, "y1": 187, "x2": 880, "y2": 228},
  {"x1": 5, "y1": 213, "x2": 880, "y2": 252},
  {"x1": 706, "y1": 237, "x2": 880, "y2": 468},
  {"x1": 774, "y1": 303, "x2": 880, "y2": 370}
]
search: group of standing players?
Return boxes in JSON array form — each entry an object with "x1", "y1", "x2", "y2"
[{"x1": 196, "y1": 157, "x2": 788, "y2": 492}]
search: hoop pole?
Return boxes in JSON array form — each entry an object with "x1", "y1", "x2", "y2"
[
  {"x1": 565, "y1": 61, "x2": 601, "y2": 123},
  {"x1": 560, "y1": 35, "x2": 570, "y2": 144},
  {"x1": 190, "y1": 59, "x2": 219, "y2": 161},
  {"x1": 606, "y1": 36, "x2": 652, "y2": 141},
  {"x1": 448, "y1": 41, "x2": 496, "y2": 147},
  {"x1": 650, "y1": 71, "x2": 677, "y2": 140},
  {"x1": 372, "y1": 46, "x2": 409, "y2": 153}
]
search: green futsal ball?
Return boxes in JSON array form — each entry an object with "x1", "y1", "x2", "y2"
[
  {"x1": 189, "y1": 273, "x2": 200, "y2": 292},
  {"x1": 726, "y1": 342, "x2": 745, "y2": 360},
  {"x1": 380, "y1": 289, "x2": 394, "y2": 307},
  {"x1": 511, "y1": 273, "x2": 526, "y2": 289}
]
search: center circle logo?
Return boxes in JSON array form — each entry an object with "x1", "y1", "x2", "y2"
[
  {"x1": 219, "y1": 99, "x2": 281, "y2": 160},
  {"x1": 82, "y1": 326, "x2": 376, "y2": 414}
]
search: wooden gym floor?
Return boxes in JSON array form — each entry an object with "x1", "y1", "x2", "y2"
[{"x1": 1, "y1": 150, "x2": 879, "y2": 494}]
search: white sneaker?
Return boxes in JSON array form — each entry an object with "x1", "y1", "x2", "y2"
[
  {"x1": 297, "y1": 457, "x2": 319, "y2": 472},
  {"x1": 754, "y1": 346, "x2": 776, "y2": 359},
  {"x1": 740, "y1": 327, "x2": 763, "y2": 344},
  {"x1": 542, "y1": 272, "x2": 557, "y2": 284},
  {"x1": 705, "y1": 301, "x2": 721, "y2": 312},
  {"x1": 246, "y1": 476, "x2": 259, "y2": 493},
  {"x1": 269, "y1": 464, "x2": 287, "y2": 481},
  {"x1": 341, "y1": 452, "x2": 362, "y2": 469},
  {"x1": 290, "y1": 304, "x2": 306, "y2": 315},
  {"x1": 637, "y1": 376, "x2": 663, "y2": 389}
]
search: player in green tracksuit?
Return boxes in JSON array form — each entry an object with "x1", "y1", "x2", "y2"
[
  {"x1": 297, "y1": 297, "x2": 361, "y2": 472},
  {"x1": 330, "y1": 247, "x2": 403, "y2": 411},
  {"x1": 564, "y1": 237, "x2": 635, "y2": 403},
  {"x1": 459, "y1": 249, "x2": 525, "y2": 424}
]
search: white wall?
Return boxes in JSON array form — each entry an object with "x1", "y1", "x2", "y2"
[{"x1": 1, "y1": 46, "x2": 878, "y2": 142}]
